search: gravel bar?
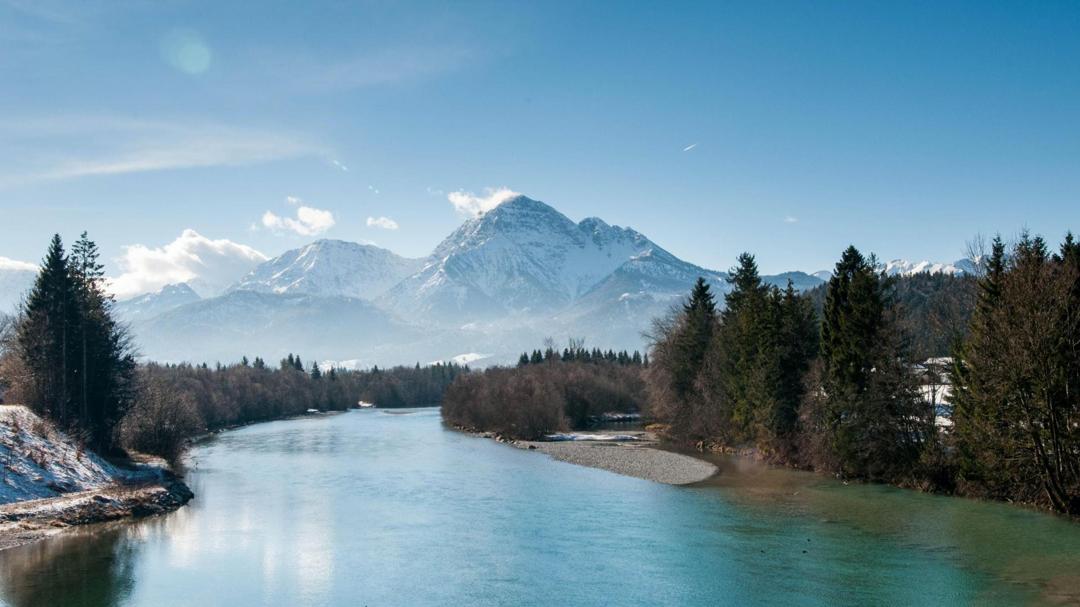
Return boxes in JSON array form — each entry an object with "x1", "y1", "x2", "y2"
[{"x1": 516, "y1": 441, "x2": 717, "y2": 485}]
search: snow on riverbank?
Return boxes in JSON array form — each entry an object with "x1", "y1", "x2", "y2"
[
  {"x1": 545, "y1": 433, "x2": 640, "y2": 442},
  {"x1": 0, "y1": 405, "x2": 126, "y2": 504},
  {"x1": 0, "y1": 404, "x2": 193, "y2": 551}
]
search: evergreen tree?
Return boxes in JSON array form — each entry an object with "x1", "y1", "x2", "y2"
[
  {"x1": 719, "y1": 253, "x2": 771, "y2": 439},
  {"x1": 770, "y1": 281, "x2": 818, "y2": 440},
  {"x1": 518, "y1": 352, "x2": 530, "y2": 367},
  {"x1": 69, "y1": 232, "x2": 134, "y2": 450},
  {"x1": 952, "y1": 232, "x2": 1080, "y2": 513},
  {"x1": 814, "y1": 246, "x2": 927, "y2": 479},
  {"x1": 15, "y1": 233, "x2": 133, "y2": 451},
  {"x1": 311, "y1": 361, "x2": 322, "y2": 380},
  {"x1": 17, "y1": 235, "x2": 78, "y2": 426}
]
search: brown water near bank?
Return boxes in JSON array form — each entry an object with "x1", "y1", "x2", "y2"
[{"x1": 684, "y1": 450, "x2": 1080, "y2": 605}]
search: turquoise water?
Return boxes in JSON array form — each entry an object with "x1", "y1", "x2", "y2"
[{"x1": 1, "y1": 408, "x2": 1078, "y2": 606}]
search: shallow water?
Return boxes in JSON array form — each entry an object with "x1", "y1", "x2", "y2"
[{"x1": 1, "y1": 408, "x2": 1078, "y2": 606}]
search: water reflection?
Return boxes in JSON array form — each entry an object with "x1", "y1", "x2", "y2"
[{"x1": 0, "y1": 525, "x2": 135, "y2": 607}]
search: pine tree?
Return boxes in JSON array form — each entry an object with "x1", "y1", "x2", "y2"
[
  {"x1": 815, "y1": 246, "x2": 926, "y2": 479},
  {"x1": 69, "y1": 232, "x2": 134, "y2": 450},
  {"x1": 771, "y1": 281, "x2": 818, "y2": 440},
  {"x1": 719, "y1": 253, "x2": 771, "y2": 439},
  {"x1": 677, "y1": 278, "x2": 717, "y2": 390},
  {"x1": 311, "y1": 361, "x2": 322, "y2": 380},
  {"x1": 518, "y1": 353, "x2": 529, "y2": 367},
  {"x1": 17, "y1": 235, "x2": 78, "y2": 426}
]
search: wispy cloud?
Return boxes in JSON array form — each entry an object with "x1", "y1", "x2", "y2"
[
  {"x1": 0, "y1": 255, "x2": 37, "y2": 272},
  {"x1": 108, "y1": 229, "x2": 267, "y2": 299},
  {"x1": 447, "y1": 187, "x2": 520, "y2": 217},
  {"x1": 366, "y1": 216, "x2": 399, "y2": 230},
  {"x1": 330, "y1": 159, "x2": 349, "y2": 172},
  {"x1": 682, "y1": 143, "x2": 697, "y2": 152},
  {"x1": 0, "y1": 117, "x2": 326, "y2": 188},
  {"x1": 784, "y1": 215, "x2": 798, "y2": 224},
  {"x1": 261, "y1": 197, "x2": 336, "y2": 236},
  {"x1": 368, "y1": 185, "x2": 380, "y2": 195}
]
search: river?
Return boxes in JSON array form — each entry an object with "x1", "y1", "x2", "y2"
[{"x1": 1, "y1": 408, "x2": 1078, "y2": 606}]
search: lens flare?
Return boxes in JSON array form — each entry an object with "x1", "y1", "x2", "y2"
[{"x1": 160, "y1": 29, "x2": 212, "y2": 75}]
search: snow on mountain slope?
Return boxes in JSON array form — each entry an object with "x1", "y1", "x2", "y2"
[
  {"x1": 883, "y1": 258, "x2": 974, "y2": 277},
  {"x1": 113, "y1": 283, "x2": 201, "y2": 323},
  {"x1": 229, "y1": 239, "x2": 423, "y2": 300},
  {"x1": 381, "y1": 196, "x2": 694, "y2": 321},
  {"x1": 811, "y1": 259, "x2": 977, "y2": 281}
]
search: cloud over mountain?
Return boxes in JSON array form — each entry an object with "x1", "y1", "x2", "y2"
[
  {"x1": 108, "y1": 229, "x2": 267, "y2": 299},
  {"x1": 262, "y1": 199, "x2": 336, "y2": 236},
  {"x1": 447, "y1": 187, "x2": 520, "y2": 217},
  {"x1": 366, "y1": 216, "x2": 399, "y2": 230}
]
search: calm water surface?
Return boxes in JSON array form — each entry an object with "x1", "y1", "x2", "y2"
[{"x1": 1, "y1": 408, "x2": 1078, "y2": 606}]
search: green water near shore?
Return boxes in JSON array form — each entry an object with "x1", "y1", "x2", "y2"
[{"x1": 0, "y1": 408, "x2": 1077, "y2": 606}]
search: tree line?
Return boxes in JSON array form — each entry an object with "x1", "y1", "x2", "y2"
[
  {"x1": 444, "y1": 343, "x2": 646, "y2": 440},
  {"x1": 127, "y1": 358, "x2": 466, "y2": 458},
  {"x1": 518, "y1": 346, "x2": 647, "y2": 367}
]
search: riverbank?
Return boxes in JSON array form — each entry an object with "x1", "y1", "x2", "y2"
[
  {"x1": 468, "y1": 428, "x2": 718, "y2": 485},
  {"x1": 0, "y1": 405, "x2": 193, "y2": 551},
  {"x1": 0, "y1": 476, "x2": 193, "y2": 551}
]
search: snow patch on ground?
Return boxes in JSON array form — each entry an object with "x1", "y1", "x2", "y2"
[
  {"x1": 0, "y1": 405, "x2": 125, "y2": 505},
  {"x1": 546, "y1": 433, "x2": 640, "y2": 442}
]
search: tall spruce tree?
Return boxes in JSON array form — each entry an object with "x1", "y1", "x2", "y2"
[
  {"x1": 770, "y1": 281, "x2": 818, "y2": 441},
  {"x1": 719, "y1": 253, "x2": 771, "y2": 440},
  {"x1": 17, "y1": 235, "x2": 78, "y2": 425},
  {"x1": 673, "y1": 277, "x2": 717, "y2": 399},
  {"x1": 70, "y1": 232, "x2": 135, "y2": 450},
  {"x1": 816, "y1": 246, "x2": 926, "y2": 480}
]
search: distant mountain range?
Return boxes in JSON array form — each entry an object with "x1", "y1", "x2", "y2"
[{"x1": 0, "y1": 195, "x2": 979, "y2": 366}]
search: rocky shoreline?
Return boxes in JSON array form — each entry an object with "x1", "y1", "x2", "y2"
[
  {"x1": 0, "y1": 475, "x2": 193, "y2": 551},
  {"x1": 470, "y1": 428, "x2": 718, "y2": 485}
]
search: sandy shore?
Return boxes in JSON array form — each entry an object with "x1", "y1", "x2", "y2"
[
  {"x1": 0, "y1": 478, "x2": 193, "y2": 551},
  {"x1": 513, "y1": 431, "x2": 717, "y2": 485}
]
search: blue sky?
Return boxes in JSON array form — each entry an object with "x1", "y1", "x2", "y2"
[{"x1": 2, "y1": 0, "x2": 1078, "y2": 294}]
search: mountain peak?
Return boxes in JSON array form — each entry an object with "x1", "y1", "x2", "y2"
[
  {"x1": 229, "y1": 240, "x2": 423, "y2": 299},
  {"x1": 481, "y1": 195, "x2": 564, "y2": 221}
]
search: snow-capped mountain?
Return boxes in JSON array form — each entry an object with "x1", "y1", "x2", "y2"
[
  {"x1": 229, "y1": 239, "x2": 423, "y2": 300},
  {"x1": 883, "y1": 258, "x2": 977, "y2": 277},
  {"x1": 113, "y1": 283, "x2": 201, "y2": 323},
  {"x1": 811, "y1": 258, "x2": 978, "y2": 281},
  {"x1": 0, "y1": 257, "x2": 37, "y2": 314},
  {"x1": 380, "y1": 195, "x2": 715, "y2": 322}
]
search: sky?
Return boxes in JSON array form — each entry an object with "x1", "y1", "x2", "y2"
[{"x1": 1, "y1": 0, "x2": 1079, "y2": 295}]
